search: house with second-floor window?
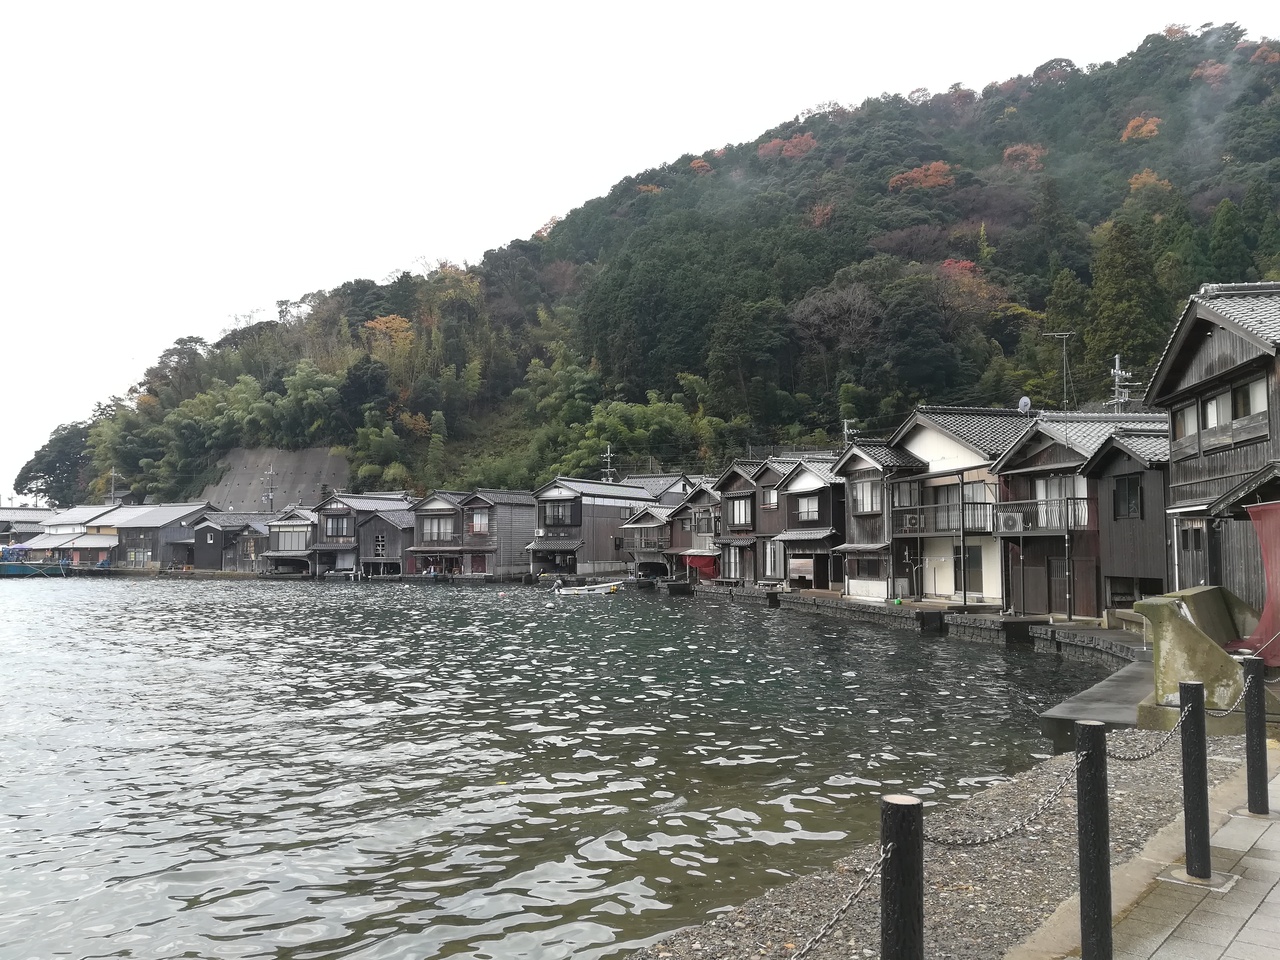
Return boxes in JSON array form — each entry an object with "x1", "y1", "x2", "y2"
[
  {"x1": 527, "y1": 478, "x2": 655, "y2": 577},
  {"x1": 773, "y1": 457, "x2": 843, "y2": 590},
  {"x1": 456, "y1": 488, "x2": 538, "y2": 579},
  {"x1": 1145, "y1": 282, "x2": 1280, "y2": 609},
  {"x1": 887, "y1": 406, "x2": 1035, "y2": 606},
  {"x1": 358, "y1": 508, "x2": 416, "y2": 578},
  {"x1": 0, "y1": 507, "x2": 57, "y2": 546},
  {"x1": 262, "y1": 507, "x2": 318, "y2": 575},
  {"x1": 114, "y1": 502, "x2": 218, "y2": 569},
  {"x1": 192, "y1": 511, "x2": 272, "y2": 572},
  {"x1": 408, "y1": 490, "x2": 471, "y2": 576},
  {"x1": 23, "y1": 503, "x2": 122, "y2": 565},
  {"x1": 311, "y1": 492, "x2": 416, "y2": 576},
  {"x1": 990, "y1": 412, "x2": 1168, "y2": 619},
  {"x1": 665, "y1": 482, "x2": 722, "y2": 581},
  {"x1": 1080, "y1": 428, "x2": 1171, "y2": 610},
  {"x1": 620, "y1": 504, "x2": 675, "y2": 578},
  {"x1": 709, "y1": 459, "x2": 764, "y2": 584},
  {"x1": 833, "y1": 441, "x2": 926, "y2": 601}
]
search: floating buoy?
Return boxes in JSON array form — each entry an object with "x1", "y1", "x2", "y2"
[{"x1": 545, "y1": 602, "x2": 554, "y2": 609}]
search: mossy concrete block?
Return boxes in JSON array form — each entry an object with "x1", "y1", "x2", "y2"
[{"x1": 1135, "y1": 589, "x2": 1254, "y2": 709}]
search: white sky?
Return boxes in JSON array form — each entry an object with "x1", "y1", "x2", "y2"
[{"x1": 1, "y1": 2, "x2": 1274, "y2": 506}]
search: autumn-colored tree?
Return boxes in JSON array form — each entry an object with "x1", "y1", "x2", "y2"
[
  {"x1": 888, "y1": 161, "x2": 955, "y2": 191},
  {"x1": 781, "y1": 133, "x2": 817, "y2": 158},
  {"x1": 1002, "y1": 143, "x2": 1047, "y2": 171},
  {"x1": 1163, "y1": 24, "x2": 1189, "y2": 39},
  {"x1": 1191, "y1": 60, "x2": 1231, "y2": 88},
  {"x1": 635, "y1": 184, "x2": 663, "y2": 194},
  {"x1": 1128, "y1": 168, "x2": 1173, "y2": 192},
  {"x1": 533, "y1": 215, "x2": 561, "y2": 239},
  {"x1": 1121, "y1": 116, "x2": 1162, "y2": 142},
  {"x1": 757, "y1": 138, "x2": 785, "y2": 160},
  {"x1": 807, "y1": 202, "x2": 834, "y2": 229},
  {"x1": 689, "y1": 157, "x2": 712, "y2": 175},
  {"x1": 1250, "y1": 43, "x2": 1280, "y2": 65}
]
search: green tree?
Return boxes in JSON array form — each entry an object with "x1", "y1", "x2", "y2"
[
  {"x1": 1208, "y1": 199, "x2": 1255, "y2": 282},
  {"x1": 1084, "y1": 222, "x2": 1171, "y2": 394},
  {"x1": 15, "y1": 422, "x2": 92, "y2": 507}
]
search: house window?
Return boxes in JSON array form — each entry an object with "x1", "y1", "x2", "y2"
[
  {"x1": 854, "y1": 557, "x2": 883, "y2": 579},
  {"x1": 1114, "y1": 475, "x2": 1142, "y2": 519},
  {"x1": 277, "y1": 528, "x2": 307, "y2": 551},
  {"x1": 952, "y1": 545, "x2": 983, "y2": 594},
  {"x1": 852, "y1": 481, "x2": 882, "y2": 513},
  {"x1": 469, "y1": 509, "x2": 490, "y2": 534},
  {"x1": 1233, "y1": 378, "x2": 1267, "y2": 418},
  {"x1": 892, "y1": 482, "x2": 919, "y2": 507},
  {"x1": 1202, "y1": 392, "x2": 1230, "y2": 429},
  {"x1": 722, "y1": 547, "x2": 741, "y2": 578},
  {"x1": 206, "y1": 532, "x2": 214, "y2": 544},
  {"x1": 621, "y1": 506, "x2": 631, "y2": 519},
  {"x1": 695, "y1": 513, "x2": 715, "y2": 534},
  {"x1": 762, "y1": 488, "x2": 778, "y2": 509},
  {"x1": 375, "y1": 535, "x2": 386, "y2": 558},
  {"x1": 728, "y1": 497, "x2": 752, "y2": 526},
  {"x1": 422, "y1": 517, "x2": 454, "y2": 541},
  {"x1": 797, "y1": 496, "x2": 819, "y2": 521},
  {"x1": 1172, "y1": 404, "x2": 1198, "y2": 439},
  {"x1": 544, "y1": 502, "x2": 573, "y2": 525},
  {"x1": 680, "y1": 518, "x2": 692, "y2": 531},
  {"x1": 764, "y1": 541, "x2": 784, "y2": 579},
  {"x1": 324, "y1": 515, "x2": 351, "y2": 538}
]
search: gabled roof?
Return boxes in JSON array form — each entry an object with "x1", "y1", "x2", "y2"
[
  {"x1": 270, "y1": 507, "x2": 317, "y2": 525},
  {"x1": 776, "y1": 458, "x2": 840, "y2": 492},
  {"x1": 620, "y1": 473, "x2": 692, "y2": 497},
  {"x1": 318, "y1": 492, "x2": 416, "y2": 513},
  {"x1": 666, "y1": 483, "x2": 720, "y2": 518},
  {"x1": 41, "y1": 504, "x2": 121, "y2": 527},
  {"x1": 991, "y1": 413, "x2": 1168, "y2": 473},
  {"x1": 193, "y1": 511, "x2": 274, "y2": 530},
  {"x1": 833, "y1": 439, "x2": 926, "y2": 475},
  {"x1": 1079, "y1": 429, "x2": 1171, "y2": 476},
  {"x1": 711, "y1": 459, "x2": 765, "y2": 491},
  {"x1": 114, "y1": 502, "x2": 217, "y2": 529},
  {"x1": 0, "y1": 507, "x2": 56, "y2": 523},
  {"x1": 1147, "y1": 283, "x2": 1280, "y2": 404},
  {"x1": 532, "y1": 477, "x2": 655, "y2": 501},
  {"x1": 359, "y1": 509, "x2": 416, "y2": 529},
  {"x1": 890, "y1": 406, "x2": 1036, "y2": 459},
  {"x1": 621, "y1": 505, "x2": 675, "y2": 528},
  {"x1": 461, "y1": 488, "x2": 536, "y2": 507}
]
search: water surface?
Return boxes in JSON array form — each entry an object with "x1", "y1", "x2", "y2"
[{"x1": 0, "y1": 579, "x2": 1108, "y2": 959}]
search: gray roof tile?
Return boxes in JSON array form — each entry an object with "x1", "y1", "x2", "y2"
[
  {"x1": 911, "y1": 406, "x2": 1037, "y2": 458},
  {"x1": 1195, "y1": 282, "x2": 1280, "y2": 344}
]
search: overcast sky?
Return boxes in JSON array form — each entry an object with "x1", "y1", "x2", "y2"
[{"x1": 1, "y1": 2, "x2": 1274, "y2": 507}]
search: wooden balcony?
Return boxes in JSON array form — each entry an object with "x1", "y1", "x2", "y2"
[
  {"x1": 625, "y1": 534, "x2": 671, "y2": 552},
  {"x1": 992, "y1": 498, "x2": 1093, "y2": 535},
  {"x1": 892, "y1": 502, "x2": 993, "y2": 536}
]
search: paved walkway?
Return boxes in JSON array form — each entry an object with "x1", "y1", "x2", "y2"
[{"x1": 1111, "y1": 771, "x2": 1280, "y2": 959}]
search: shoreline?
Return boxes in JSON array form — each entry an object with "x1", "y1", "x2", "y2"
[{"x1": 628, "y1": 732, "x2": 1254, "y2": 960}]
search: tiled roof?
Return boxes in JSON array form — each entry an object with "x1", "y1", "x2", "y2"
[
  {"x1": 620, "y1": 474, "x2": 688, "y2": 496},
  {"x1": 1115, "y1": 432, "x2": 1170, "y2": 464},
  {"x1": 1195, "y1": 282, "x2": 1280, "y2": 345},
  {"x1": 467, "y1": 488, "x2": 536, "y2": 507},
  {"x1": 773, "y1": 527, "x2": 839, "y2": 542},
  {"x1": 539, "y1": 477, "x2": 655, "y2": 500},
  {"x1": 0, "y1": 508, "x2": 56, "y2": 523},
  {"x1": 527, "y1": 538, "x2": 584, "y2": 551},
  {"x1": 195, "y1": 512, "x2": 273, "y2": 529},
  {"x1": 911, "y1": 406, "x2": 1038, "y2": 458},
  {"x1": 844, "y1": 440, "x2": 926, "y2": 470},
  {"x1": 329, "y1": 493, "x2": 416, "y2": 512},
  {"x1": 1035, "y1": 413, "x2": 1168, "y2": 459},
  {"x1": 369, "y1": 509, "x2": 416, "y2": 528},
  {"x1": 41, "y1": 504, "x2": 121, "y2": 527},
  {"x1": 116, "y1": 502, "x2": 216, "y2": 529}
]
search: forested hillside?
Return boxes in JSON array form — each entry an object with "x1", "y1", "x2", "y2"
[{"x1": 16, "y1": 23, "x2": 1280, "y2": 506}]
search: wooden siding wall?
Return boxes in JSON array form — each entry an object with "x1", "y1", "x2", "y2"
[
  {"x1": 1094, "y1": 457, "x2": 1168, "y2": 586},
  {"x1": 1007, "y1": 532, "x2": 1101, "y2": 617},
  {"x1": 1217, "y1": 517, "x2": 1266, "y2": 610},
  {"x1": 1167, "y1": 322, "x2": 1270, "y2": 397}
]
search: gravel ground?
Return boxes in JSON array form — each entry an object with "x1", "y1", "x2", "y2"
[{"x1": 628, "y1": 731, "x2": 1248, "y2": 960}]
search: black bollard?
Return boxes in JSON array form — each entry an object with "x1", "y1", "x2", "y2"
[
  {"x1": 1076, "y1": 721, "x2": 1112, "y2": 960},
  {"x1": 1244, "y1": 656, "x2": 1269, "y2": 816},
  {"x1": 1179, "y1": 680, "x2": 1211, "y2": 879},
  {"x1": 881, "y1": 794, "x2": 924, "y2": 960}
]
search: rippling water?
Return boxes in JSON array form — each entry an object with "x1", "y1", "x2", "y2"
[{"x1": 0, "y1": 579, "x2": 1108, "y2": 959}]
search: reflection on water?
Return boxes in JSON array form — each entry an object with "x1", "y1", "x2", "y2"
[{"x1": 0, "y1": 580, "x2": 1107, "y2": 958}]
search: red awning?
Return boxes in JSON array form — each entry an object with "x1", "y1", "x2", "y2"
[{"x1": 684, "y1": 554, "x2": 719, "y2": 578}]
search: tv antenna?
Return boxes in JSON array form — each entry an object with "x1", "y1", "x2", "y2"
[
  {"x1": 600, "y1": 444, "x2": 616, "y2": 483},
  {"x1": 262, "y1": 464, "x2": 278, "y2": 512}
]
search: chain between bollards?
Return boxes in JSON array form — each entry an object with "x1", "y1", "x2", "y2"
[{"x1": 792, "y1": 844, "x2": 893, "y2": 960}]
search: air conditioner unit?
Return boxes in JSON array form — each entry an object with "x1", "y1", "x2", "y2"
[
  {"x1": 534, "y1": 528, "x2": 546, "y2": 537},
  {"x1": 905, "y1": 514, "x2": 921, "y2": 530},
  {"x1": 1000, "y1": 513, "x2": 1025, "y2": 533}
]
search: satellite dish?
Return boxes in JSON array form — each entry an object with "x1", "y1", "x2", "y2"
[{"x1": 1018, "y1": 396, "x2": 1032, "y2": 414}]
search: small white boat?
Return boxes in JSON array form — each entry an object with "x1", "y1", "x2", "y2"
[{"x1": 554, "y1": 579, "x2": 624, "y2": 595}]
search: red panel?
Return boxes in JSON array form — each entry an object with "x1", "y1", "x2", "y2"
[{"x1": 1240, "y1": 502, "x2": 1280, "y2": 665}]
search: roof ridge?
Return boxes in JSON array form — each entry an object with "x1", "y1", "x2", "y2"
[{"x1": 1196, "y1": 281, "x2": 1280, "y2": 299}]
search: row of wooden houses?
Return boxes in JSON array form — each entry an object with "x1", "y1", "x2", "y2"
[{"x1": 11, "y1": 283, "x2": 1279, "y2": 622}]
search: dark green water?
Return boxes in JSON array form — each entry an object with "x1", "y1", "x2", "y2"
[{"x1": 0, "y1": 579, "x2": 1108, "y2": 959}]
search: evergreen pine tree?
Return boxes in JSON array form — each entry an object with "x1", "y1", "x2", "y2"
[
  {"x1": 1084, "y1": 222, "x2": 1171, "y2": 395},
  {"x1": 1208, "y1": 199, "x2": 1255, "y2": 282}
]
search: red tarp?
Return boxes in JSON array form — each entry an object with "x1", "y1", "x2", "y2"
[
  {"x1": 684, "y1": 555, "x2": 719, "y2": 578},
  {"x1": 1238, "y1": 502, "x2": 1280, "y2": 666}
]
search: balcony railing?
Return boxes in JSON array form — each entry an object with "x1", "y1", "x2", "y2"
[
  {"x1": 418, "y1": 533, "x2": 462, "y2": 546},
  {"x1": 892, "y1": 501, "x2": 993, "y2": 536},
  {"x1": 625, "y1": 534, "x2": 671, "y2": 552},
  {"x1": 992, "y1": 498, "x2": 1093, "y2": 535}
]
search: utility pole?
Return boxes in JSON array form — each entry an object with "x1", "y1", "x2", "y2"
[
  {"x1": 109, "y1": 468, "x2": 122, "y2": 504},
  {"x1": 262, "y1": 464, "x2": 278, "y2": 512},
  {"x1": 843, "y1": 419, "x2": 858, "y2": 447},
  {"x1": 600, "y1": 444, "x2": 616, "y2": 483},
  {"x1": 1105, "y1": 354, "x2": 1142, "y2": 414}
]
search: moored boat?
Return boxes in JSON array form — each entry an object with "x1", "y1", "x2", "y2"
[{"x1": 553, "y1": 579, "x2": 624, "y2": 595}]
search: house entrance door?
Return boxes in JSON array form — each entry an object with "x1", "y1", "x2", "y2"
[
  {"x1": 1049, "y1": 557, "x2": 1068, "y2": 614},
  {"x1": 1178, "y1": 519, "x2": 1210, "y2": 588}
]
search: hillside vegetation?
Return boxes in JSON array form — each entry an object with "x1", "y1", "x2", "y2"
[{"x1": 16, "y1": 23, "x2": 1280, "y2": 506}]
